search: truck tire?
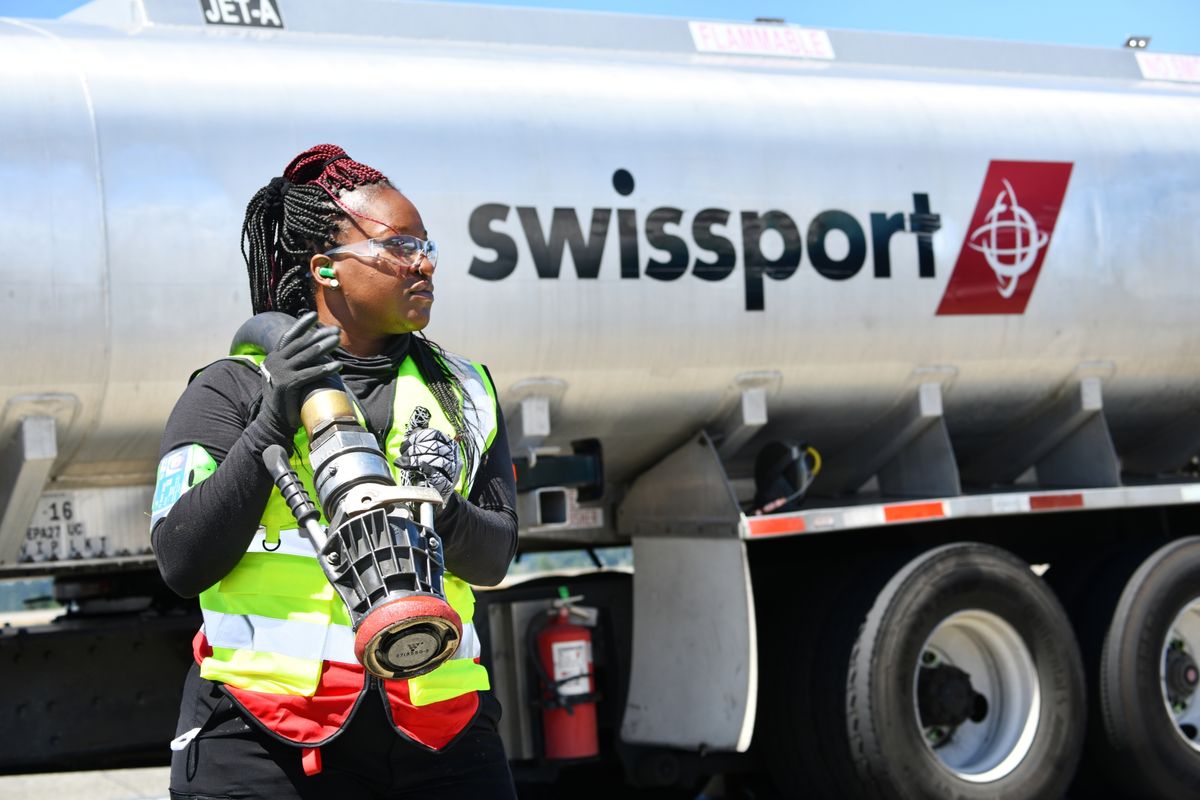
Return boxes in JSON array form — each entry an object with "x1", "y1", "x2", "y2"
[
  {"x1": 845, "y1": 542, "x2": 1085, "y2": 800},
  {"x1": 1098, "y1": 536, "x2": 1200, "y2": 799}
]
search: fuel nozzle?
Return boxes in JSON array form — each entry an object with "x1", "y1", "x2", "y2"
[{"x1": 242, "y1": 311, "x2": 462, "y2": 681}]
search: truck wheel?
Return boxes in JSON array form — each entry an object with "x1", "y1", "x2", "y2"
[
  {"x1": 1098, "y1": 536, "x2": 1200, "y2": 798},
  {"x1": 846, "y1": 542, "x2": 1085, "y2": 800}
]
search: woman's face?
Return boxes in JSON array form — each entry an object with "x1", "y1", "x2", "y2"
[{"x1": 314, "y1": 186, "x2": 436, "y2": 339}]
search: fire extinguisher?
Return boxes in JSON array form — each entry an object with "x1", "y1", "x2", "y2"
[{"x1": 528, "y1": 586, "x2": 600, "y2": 760}]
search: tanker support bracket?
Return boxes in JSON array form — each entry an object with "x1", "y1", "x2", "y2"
[{"x1": 0, "y1": 416, "x2": 57, "y2": 567}]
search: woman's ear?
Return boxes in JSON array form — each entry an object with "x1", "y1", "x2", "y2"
[{"x1": 311, "y1": 255, "x2": 339, "y2": 289}]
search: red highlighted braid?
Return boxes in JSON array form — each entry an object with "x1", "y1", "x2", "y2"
[{"x1": 242, "y1": 144, "x2": 390, "y2": 316}]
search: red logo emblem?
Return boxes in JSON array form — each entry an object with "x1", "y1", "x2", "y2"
[{"x1": 936, "y1": 160, "x2": 1073, "y2": 315}]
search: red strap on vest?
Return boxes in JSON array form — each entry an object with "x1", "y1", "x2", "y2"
[{"x1": 301, "y1": 746, "x2": 322, "y2": 776}]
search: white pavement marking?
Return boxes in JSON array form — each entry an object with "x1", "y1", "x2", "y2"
[{"x1": 0, "y1": 766, "x2": 170, "y2": 800}]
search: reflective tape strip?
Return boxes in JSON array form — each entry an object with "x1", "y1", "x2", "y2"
[
  {"x1": 203, "y1": 609, "x2": 356, "y2": 664},
  {"x1": 473, "y1": 363, "x2": 500, "y2": 451},
  {"x1": 746, "y1": 516, "x2": 806, "y2": 537},
  {"x1": 842, "y1": 506, "x2": 886, "y2": 528},
  {"x1": 991, "y1": 494, "x2": 1031, "y2": 514},
  {"x1": 453, "y1": 622, "x2": 480, "y2": 661},
  {"x1": 408, "y1": 656, "x2": 490, "y2": 707},
  {"x1": 746, "y1": 484, "x2": 1200, "y2": 541},
  {"x1": 444, "y1": 576, "x2": 476, "y2": 625},
  {"x1": 325, "y1": 620, "x2": 355, "y2": 662},
  {"x1": 444, "y1": 354, "x2": 499, "y2": 487},
  {"x1": 203, "y1": 610, "x2": 478, "y2": 664},
  {"x1": 460, "y1": 365, "x2": 497, "y2": 459},
  {"x1": 807, "y1": 513, "x2": 837, "y2": 530},
  {"x1": 883, "y1": 501, "x2": 946, "y2": 523},
  {"x1": 249, "y1": 527, "x2": 319, "y2": 558},
  {"x1": 1029, "y1": 493, "x2": 1084, "y2": 511},
  {"x1": 202, "y1": 646, "x2": 323, "y2": 696}
]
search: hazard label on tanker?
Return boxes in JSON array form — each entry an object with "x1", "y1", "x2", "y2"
[
  {"x1": 552, "y1": 640, "x2": 592, "y2": 696},
  {"x1": 1136, "y1": 52, "x2": 1200, "y2": 83},
  {"x1": 689, "y1": 21, "x2": 834, "y2": 60},
  {"x1": 22, "y1": 493, "x2": 99, "y2": 563}
]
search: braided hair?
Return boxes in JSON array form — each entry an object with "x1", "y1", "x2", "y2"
[
  {"x1": 242, "y1": 144, "x2": 388, "y2": 316},
  {"x1": 242, "y1": 144, "x2": 478, "y2": 479}
]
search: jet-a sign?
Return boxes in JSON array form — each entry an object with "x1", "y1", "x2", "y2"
[{"x1": 200, "y1": 0, "x2": 283, "y2": 28}]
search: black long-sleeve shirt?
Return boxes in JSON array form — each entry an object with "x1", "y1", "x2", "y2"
[{"x1": 151, "y1": 334, "x2": 517, "y2": 598}]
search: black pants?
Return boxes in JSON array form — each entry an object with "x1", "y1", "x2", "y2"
[{"x1": 170, "y1": 665, "x2": 517, "y2": 800}]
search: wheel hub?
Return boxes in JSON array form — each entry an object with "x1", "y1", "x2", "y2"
[
  {"x1": 913, "y1": 610, "x2": 1040, "y2": 782},
  {"x1": 918, "y1": 663, "x2": 989, "y2": 729},
  {"x1": 1165, "y1": 642, "x2": 1198, "y2": 708},
  {"x1": 1160, "y1": 598, "x2": 1200, "y2": 750}
]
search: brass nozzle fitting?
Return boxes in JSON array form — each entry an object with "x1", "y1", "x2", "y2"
[{"x1": 300, "y1": 388, "x2": 357, "y2": 440}]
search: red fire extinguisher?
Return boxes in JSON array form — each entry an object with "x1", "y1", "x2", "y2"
[{"x1": 529, "y1": 586, "x2": 599, "y2": 760}]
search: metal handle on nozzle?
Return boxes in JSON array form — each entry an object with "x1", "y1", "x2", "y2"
[{"x1": 262, "y1": 444, "x2": 327, "y2": 550}]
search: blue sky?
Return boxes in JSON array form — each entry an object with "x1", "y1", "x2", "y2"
[{"x1": 2, "y1": 0, "x2": 1198, "y2": 54}]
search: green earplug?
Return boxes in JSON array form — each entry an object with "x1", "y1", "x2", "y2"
[{"x1": 318, "y1": 267, "x2": 336, "y2": 279}]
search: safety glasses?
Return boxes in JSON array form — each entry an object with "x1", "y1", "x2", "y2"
[{"x1": 324, "y1": 235, "x2": 438, "y2": 269}]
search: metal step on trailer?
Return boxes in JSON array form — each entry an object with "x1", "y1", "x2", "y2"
[{"x1": 742, "y1": 482, "x2": 1200, "y2": 539}]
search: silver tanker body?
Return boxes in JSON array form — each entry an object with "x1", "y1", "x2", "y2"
[
  {"x1": 3, "y1": 2, "x2": 1200, "y2": 798},
  {"x1": 2, "y1": 2, "x2": 1199, "y2": 493}
]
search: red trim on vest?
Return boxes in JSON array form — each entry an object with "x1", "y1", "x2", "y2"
[
  {"x1": 193, "y1": 630, "x2": 211, "y2": 659},
  {"x1": 380, "y1": 659, "x2": 481, "y2": 750},
  {"x1": 301, "y1": 747, "x2": 322, "y2": 776},
  {"x1": 193, "y1": 632, "x2": 361, "y2": 744},
  {"x1": 193, "y1": 633, "x2": 477, "y2": 750}
]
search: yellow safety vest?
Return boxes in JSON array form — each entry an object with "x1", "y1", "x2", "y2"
[{"x1": 195, "y1": 351, "x2": 499, "y2": 706}]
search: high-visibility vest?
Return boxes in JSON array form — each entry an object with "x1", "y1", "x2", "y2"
[{"x1": 191, "y1": 351, "x2": 500, "y2": 752}]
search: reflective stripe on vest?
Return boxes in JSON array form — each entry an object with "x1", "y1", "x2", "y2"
[
  {"x1": 200, "y1": 531, "x2": 483, "y2": 676},
  {"x1": 201, "y1": 609, "x2": 482, "y2": 666},
  {"x1": 195, "y1": 350, "x2": 497, "y2": 707}
]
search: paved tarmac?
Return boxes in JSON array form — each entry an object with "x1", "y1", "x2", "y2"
[
  {"x1": 0, "y1": 766, "x2": 170, "y2": 800},
  {"x1": 0, "y1": 765, "x2": 730, "y2": 799}
]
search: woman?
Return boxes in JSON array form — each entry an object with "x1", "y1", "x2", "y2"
[{"x1": 151, "y1": 144, "x2": 519, "y2": 799}]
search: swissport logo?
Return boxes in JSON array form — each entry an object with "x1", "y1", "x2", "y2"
[
  {"x1": 466, "y1": 159, "x2": 1073, "y2": 315},
  {"x1": 936, "y1": 160, "x2": 1073, "y2": 315}
]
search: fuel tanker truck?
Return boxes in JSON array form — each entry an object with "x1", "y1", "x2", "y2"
[{"x1": 2, "y1": 1, "x2": 1200, "y2": 797}]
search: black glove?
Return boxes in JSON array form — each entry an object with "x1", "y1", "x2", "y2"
[
  {"x1": 256, "y1": 312, "x2": 342, "y2": 441},
  {"x1": 396, "y1": 427, "x2": 462, "y2": 505}
]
